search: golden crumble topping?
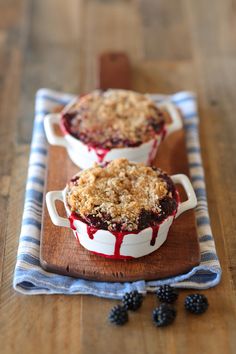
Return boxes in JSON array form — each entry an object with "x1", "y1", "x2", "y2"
[
  {"x1": 62, "y1": 89, "x2": 164, "y2": 149},
  {"x1": 66, "y1": 159, "x2": 175, "y2": 231}
]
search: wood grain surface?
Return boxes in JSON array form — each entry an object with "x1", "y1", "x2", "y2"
[
  {"x1": 1, "y1": 1, "x2": 236, "y2": 354},
  {"x1": 40, "y1": 127, "x2": 200, "y2": 281}
]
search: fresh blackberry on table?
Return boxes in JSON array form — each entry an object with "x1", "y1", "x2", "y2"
[
  {"x1": 184, "y1": 294, "x2": 209, "y2": 314},
  {"x1": 152, "y1": 303, "x2": 176, "y2": 327},
  {"x1": 108, "y1": 305, "x2": 128, "y2": 325},
  {"x1": 122, "y1": 290, "x2": 144, "y2": 311},
  {"x1": 156, "y1": 285, "x2": 179, "y2": 303}
]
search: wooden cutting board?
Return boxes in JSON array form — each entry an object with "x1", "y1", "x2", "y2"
[{"x1": 40, "y1": 53, "x2": 200, "y2": 282}]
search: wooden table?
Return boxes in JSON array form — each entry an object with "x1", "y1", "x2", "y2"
[{"x1": 1, "y1": 1, "x2": 236, "y2": 353}]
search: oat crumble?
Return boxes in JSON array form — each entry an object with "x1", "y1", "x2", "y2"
[{"x1": 66, "y1": 159, "x2": 177, "y2": 231}]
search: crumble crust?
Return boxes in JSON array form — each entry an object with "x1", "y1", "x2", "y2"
[
  {"x1": 62, "y1": 89, "x2": 164, "y2": 148},
  {"x1": 66, "y1": 158, "x2": 174, "y2": 231}
]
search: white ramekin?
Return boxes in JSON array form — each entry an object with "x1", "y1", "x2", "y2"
[
  {"x1": 46, "y1": 174, "x2": 197, "y2": 259},
  {"x1": 44, "y1": 100, "x2": 183, "y2": 169}
]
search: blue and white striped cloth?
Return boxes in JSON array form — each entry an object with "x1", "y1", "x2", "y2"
[{"x1": 13, "y1": 89, "x2": 221, "y2": 298}]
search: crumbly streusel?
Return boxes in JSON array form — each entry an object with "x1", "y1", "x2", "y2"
[
  {"x1": 66, "y1": 158, "x2": 177, "y2": 231},
  {"x1": 62, "y1": 89, "x2": 165, "y2": 149}
]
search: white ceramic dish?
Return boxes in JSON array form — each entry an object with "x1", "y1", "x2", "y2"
[
  {"x1": 44, "y1": 99, "x2": 183, "y2": 169},
  {"x1": 46, "y1": 174, "x2": 197, "y2": 259}
]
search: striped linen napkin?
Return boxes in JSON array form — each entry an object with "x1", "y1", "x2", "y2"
[{"x1": 13, "y1": 89, "x2": 221, "y2": 298}]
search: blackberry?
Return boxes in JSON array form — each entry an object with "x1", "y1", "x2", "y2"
[
  {"x1": 108, "y1": 305, "x2": 128, "y2": 325},
  {"x1": 138, "y1": 209, "x2": 156, "y2": 230},
  {"x1": 159, "y1": 196, "x2": 178, "y2": 217},
  {"x1": 161, "y1": 173, "x2": 176, "y2": 194},
  {"x1": 147, "y1": 117, "x2": 164, "y2": 133},
  {"x1": 184, "y1": 294, "x2": 209, "y2": 314},
  {"x1": 86, "y1": 214, "x2": 108, "y2": 229},
  {"x1": 152, "y1": 304, "x2": 176, "y2": 327},
  {"x1": 156, "y1": 285, "x2": 179, "y2": 303},
  {"x1": 122, "y1": 290, "x2": 144, "y2": 311}
]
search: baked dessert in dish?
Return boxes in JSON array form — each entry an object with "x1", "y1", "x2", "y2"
[
  {"x1": 61, "y1": 90, "x2": 165, "y2": 149},
  {"x1": 66, "y1": 158, "x2": 178, "y2": 232},
  {"x1": 44, "y1": 89, "x2": 183, "y2": 169},
  {"x1": 46, "y1": 158, "x2": 197, "y2": 259}
]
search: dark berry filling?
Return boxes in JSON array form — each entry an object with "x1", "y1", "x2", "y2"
[
  {"x1": 85, "y1": 213, "x2": 112, "y2": 230},
  {"x1": 61, "y1": 112, "x2": 77, "y2": 133},
  {"x1": 137, "y1": 196, "x2": 177, "y2": 230},
  {"x1": 61, "y1": 112, "x2": 165, "y2": 150},
  {"x1": 159, "y1": 197, "x2": 178, "y2": 219}
]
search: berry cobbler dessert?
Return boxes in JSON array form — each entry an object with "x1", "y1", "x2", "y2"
[
  {"x1": 47, "y1": 157, "x2": 196, "y2": 258},
  {"x1": 44, "y1": 89, "x2": 183, "y2": 168},
  {"x1": 61, "y1": 89, "x2": 165, "y2": 149},
  {"x1": 66, "y1": 158, "x2": 179, "y2": 233}
]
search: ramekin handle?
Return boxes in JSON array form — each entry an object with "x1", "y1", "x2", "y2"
[
  {"x1": 44, "y1": 114, "x2": 68, "y2": 148},
  {"x1": 171, "y1": 174, "x2": 197, "y2": 218},
  {"x1": 46, "y1": 191, "x2": 70, "y2": 228},
  {"x1": 159, "y1": 102, "x2": 183, "y2": 137}
]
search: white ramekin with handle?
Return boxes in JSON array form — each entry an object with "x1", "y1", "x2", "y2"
[
  {"x1": 46, "y1": 174, "x2": 197, "y2": 259},
  {"x1": 44, "y1": 100, "x2": 183, "y2": 169}
]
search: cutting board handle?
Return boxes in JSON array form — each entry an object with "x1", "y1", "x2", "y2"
[{"x1": 98, "y1": 52, "x2": 131, "y2": 90}]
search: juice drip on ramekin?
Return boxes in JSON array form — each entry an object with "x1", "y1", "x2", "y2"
[
  {"x1": 147, "y1": 138, "x2": 158, "y2": 165},
  {"x1": 68, "y1": 190, "x2": 180, "y2": 260},
  {"x1": 87, "y1": 145, "x2": 109, "y2": 163}
]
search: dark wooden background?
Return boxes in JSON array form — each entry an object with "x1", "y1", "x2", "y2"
[{"x1": 0, "y1": 1, "x2": 236, "y2": 353}]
